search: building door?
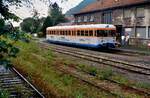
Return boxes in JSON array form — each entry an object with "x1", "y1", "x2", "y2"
[{"x1": 115, "y1": 25, "x2": 124, "y2": 44}]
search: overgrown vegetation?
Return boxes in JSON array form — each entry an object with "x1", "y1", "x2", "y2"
[
  {"x1": 12, "y1": 41, "x2": 113, "y2": 98},
  {"x1": 0, "y1": 90, "x2": 9, "y2": 98},
  {"x1": 64, "y1": 59, "x2": 150, "y2": 91}
]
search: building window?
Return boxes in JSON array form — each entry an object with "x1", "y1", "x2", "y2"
[
  {"x1": 89, "y1": 15, "x2": 94, "y2": 22},
  {"x1": 148, "y1": 27, "x2": 150, "y2": 38},
  {"x1": 83, "y1": 16, "x2": 88, "y2": 22},
  {"x1": 102, "y1": 12, "x2": 112, "y2": 24},
  {"x1": 78, "y1": 17, "x2": 81, "y2": 22},
  {"x1": 125, "y1": 28, "x2": 134, "y2": 37},
  {"x1": 124, "y1": 9, "x2": 131, "y2": 18},
  {"x1": 136, "y1": 27, "x2": 146, "y2": 38},
  {"x1": 136, "y1": 7, "x2": 145, "y2": 17}
]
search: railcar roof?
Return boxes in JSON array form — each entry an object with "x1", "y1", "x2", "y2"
[{"x1": 47, "y1": 24, "x2": 116, "y2": 30}]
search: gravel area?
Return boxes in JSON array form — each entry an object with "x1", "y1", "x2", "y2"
[{"x1": 49, "y1": 43, "x2": 150, "y2": 68}]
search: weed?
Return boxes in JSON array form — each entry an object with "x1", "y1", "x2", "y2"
[
  {"x1": 98, "y1": 67, "x2": 113, "y2": 80},
  {"x1": 0, "y1": 90, "x2": 9, "y2": 98},
  {"x1": 61, "y1": 74, "x2": 74, "y2": 86},
  {"x1": 88, "y1": 67, "x2": 98, "y2": 76},
  {"x1": 134, "y1": 82, "x2": 150, "y2": 89},
  {"x1": 111, "y1": 75, "x2": 129, "y2": 85},
  {"x1": 74, "y1": 90, "x2": 84, "y2": 98},
  {"x1": 77, "y1": 64, "x2": 85, "y2": 70}
]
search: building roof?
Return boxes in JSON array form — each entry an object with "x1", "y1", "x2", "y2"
[{"x1": 75, "y1": 0, "x2": 149, "y2": 15}]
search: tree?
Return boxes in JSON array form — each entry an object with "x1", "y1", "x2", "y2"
[
  {"x1": 41, "y1": 16, "x2": 53, "y2": 36},
  {"x1": 1, "y1": 0, "x2": 68, "y2": 65},
  {"x1": 0, "y1": 0, "x2": 32, "y2": 67},
  {"x1": 20, "y1": 17, "x2": 46, "y2": 34},
  {"x1": 20, "y1": 17, "x2": 34, "y2": 33},
  {"x1": 41, "y1": 2, "x2": 68, "y2": 36},
  {"x1": 50, "y1": 2, "x2": 67, "y2": 25}
]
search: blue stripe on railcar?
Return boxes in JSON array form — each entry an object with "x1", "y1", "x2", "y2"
[
  {"x1": 47, "y1": 40, "x2": 115, "y2": 48},
  {"x1": 47, "y1": 40, "x2": 103, "y2": 48}
]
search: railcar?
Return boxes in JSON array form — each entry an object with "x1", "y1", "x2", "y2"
[{"x1": 46, "y1": 24, "x2": 118, "y2": 48}]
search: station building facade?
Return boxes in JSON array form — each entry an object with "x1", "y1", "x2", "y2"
[{"x1": 73, "y1": 0, "x2": 150, "y2": 46}]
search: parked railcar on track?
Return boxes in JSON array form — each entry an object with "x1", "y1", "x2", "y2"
[{"x1": 46, "y1": 24, "x2": 118, "y2": 48}]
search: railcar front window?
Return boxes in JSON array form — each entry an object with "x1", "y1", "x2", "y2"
[
  {"x1": 97, "y1": 30, "x2": 102, "y2": 37},
  {"x1": 108, "y1": 30, "x2": 116, "y2": 37}
]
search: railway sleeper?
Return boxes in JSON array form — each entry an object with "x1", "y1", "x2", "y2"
[{"x1": 2, "y1": 78, "x2": 22, "y2": 82}]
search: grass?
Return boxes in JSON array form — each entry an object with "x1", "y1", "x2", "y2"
[
  {"x1": 0, "y1": 90, "x2": 9, "y2": 98},
  {"x1": 98, "y1": 67, "x2": 113, "y2": 80},
  {"x1": 12, "y1": 41, "x2": 114, "y2": 98},
  {"x1": 111, "y1": 74, "x2": 129, "y2": 85},
  {"x1": 134, "y1": 82, "x2": 150, "y2": 89},
  {"x1": 66, "y1": 60, "x2": 150, "y2": 91},
  {"x1": 121, "y1": 45, "x2": 150, "y2": 55},
  {"x1": 88, "y1": 67, "x2": 98, "y2": 76}
]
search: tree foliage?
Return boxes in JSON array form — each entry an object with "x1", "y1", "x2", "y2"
[
  {"x1": 20, "y1": 18, "x2": 34, "y2": 33},
  {"x1": 20, "y1": 17, "x2": 46, "y2": 34},
  {"x1": 41, "y1": 2, "x2": 68, "y2": 36},
  {"x1": 0, "y1": 0, "x2": 68, "y2": 67},
  {"x1": 0, "y1": 0, "x2": 30, "y2": 67},
  {"x1": 50, "y1": 2, "x2": 67, "y2": 25},
  {"x1": 40, "y1": 16, "x2": 52, "y2": 36}
]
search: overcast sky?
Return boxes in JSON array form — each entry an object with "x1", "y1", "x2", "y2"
[
  {"x1": 9, "y1": 0, "x2": 83, "y2": 26},
  {"x1": 9, "y1": 0, "x2": 83, "y2": 19}
]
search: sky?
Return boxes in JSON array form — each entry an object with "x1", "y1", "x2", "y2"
[{"x1": 9, "y1": 0, "x2": 83, "y2": 26}]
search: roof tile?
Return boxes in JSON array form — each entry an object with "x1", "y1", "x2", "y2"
[{"x1": 77, "y1": 0, "x2": 149, "y2": 14}]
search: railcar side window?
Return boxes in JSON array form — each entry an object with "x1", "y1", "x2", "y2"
[
  {"x1": 81, "y1": 30, "x2": 84, "y2": 36},
  {"x1": 63, "y1": 31, "x2": 65, "y2": 35},
  {"x1": 85, "y1": 31, "x2": 88, "y2": 36},
  {"x1": 103, "y1": 31, "x2": 108, "y2": 37},
  {"x1": 68, "y1": 31, "x2": 71, "y2": 35},
  {"x1": 89, "y1": 30, "x2": 93, "y2": 36},
  {"x1": 97, "y1": 30, "x2": 101, "y2": 37},
  {"x1": 77, "y1": 30, "x2": 80, "y2": 36},
  {"x1": 65, "y1": 31, "x2": 67, "y2": 35}
]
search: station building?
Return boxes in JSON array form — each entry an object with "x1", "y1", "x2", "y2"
[{"x1": 73, "y1": 0, "x2": 150, "y2": 46}]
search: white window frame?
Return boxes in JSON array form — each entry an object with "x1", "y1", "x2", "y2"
[
  {"x1": 84, "y1": 16, "x2": 88, "y2": 22},
  {"x1": 90, "y1": 15, "x2": 94, "y2": 22},
  {"x1": 136, "y1": 7, "x2": 145, "y2": 18},
  {"x1": 124, "y1": 9, "x2": 131, "y2": 18},
  {"x1": 78, "y1": 17, "x2": 81, "y2": 22}
]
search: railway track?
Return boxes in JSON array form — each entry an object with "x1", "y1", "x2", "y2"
[
  {"x1": 40, "y1": 42, "x2": 150, "y2": 76},
  {"x1": 38, "y1": 42, "x2": 150, "y2": 97},
  {"x1": 57, "y1": 64, "x2": 150, "y2": 97},
  {"x1": 0, "y1": 66, "x2": 44, "y2": 98}
]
